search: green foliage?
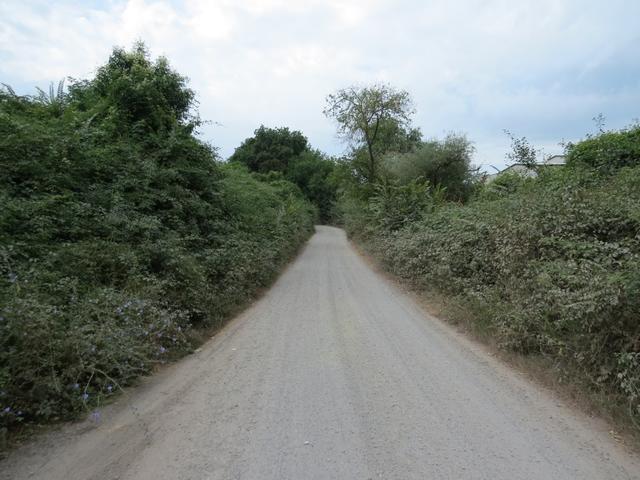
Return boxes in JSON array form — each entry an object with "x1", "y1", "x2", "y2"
[
  {"x1": 337, "y1": 175, "x2": 446, "y2": 240},
  {"x1": 503, "y1": 129, "x2": 540, "y2": 168},
  {"x1": 286, "y1": 150, "x2": 338, "y2": 222},
  {"x1": 343, "y1": 139, "x2": 640, "y2": 424},
  {"x1": 367, "y1": 179, "x2": 434, "y2": 232},
  {"x1": 86, "y1": 42, "x2": 195, "y2": 133},
  {"x1": 229, "y1": 126, "x2": 338, "y2": 222},
  {"x1": 0, "y1": 45, "x2": 314, "y2": 432},
  {"x1": 372, "y1": 117, "x2": 422, "y2": 155},
  {"x1": 229, "y1": 125, "x2": 309, "y2": 174},
  {"x1": 476, "y1": 170, "x2": 533, "y2": 201},
  {"x1": 566, "y1": 124, "x2": 640, "y2": 174},
  {"x1": 384, "y1": 133, "x2": 475, "y2": 201},
  {"x1": 324, "y1": 83, "x2": 416, "y2": 182},
  {"x1": 35, "y1": 80, "x2": 67, "y2": 117},
  {"x1": 323, "y1": 81, "x2": 640, "y2": 425}
]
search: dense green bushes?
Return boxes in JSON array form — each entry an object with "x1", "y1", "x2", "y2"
[
  {"x1": 383, "y1": 133, "x2": 475, "y2": 201},
  {"x1": 230, "y1": 126, "x2": 338, "y2": 222},
  {"x1": 0, "y1": 45, "x2": 314, "y2": 432},
  {"x1": 324, "y1": 82, "x2": 640, "y2": 427},
  {"x1": 567, "y1": 124, "x2": 640, "y2": 173},
  {"x1": 342, "y1": 128, "x2": 640, "y2": 423}
]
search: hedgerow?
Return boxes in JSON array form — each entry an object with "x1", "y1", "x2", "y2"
[
  {"x1": 0, "y1": 44, "x2": 314, "y2": 434},
  {"x1": 566, "y1": 124, "x2": 640, "y2": 174},
  {"x1": 343, "y1": 129, "x2": 640, "y2": 425}
]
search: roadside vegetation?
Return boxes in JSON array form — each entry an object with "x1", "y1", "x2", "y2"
[
  {"x1": 0, "y1": 44, "x2": 315, "y2": 440},
  {"x1": 229, "y1": 125, "x2": 339, "y2": 222},
  {"x1": 2, "y1": 39, "x2": 638, "y2": 445},
  {"x1": 326, "y1": 83, "x2": 640, "y2": 431}
]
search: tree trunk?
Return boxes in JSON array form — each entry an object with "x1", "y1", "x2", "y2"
[{"x1": 366, "y1": 140, "x2": 376, "y2": 181}]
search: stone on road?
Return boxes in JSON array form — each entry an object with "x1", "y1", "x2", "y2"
[{"x1": 3, "y1": 226, "x2": 639, "y2": 479}]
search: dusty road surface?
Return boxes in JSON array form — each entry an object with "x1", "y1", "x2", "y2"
[{"x1": 3, "y1": 226, "x2": 640, "y2": 480}]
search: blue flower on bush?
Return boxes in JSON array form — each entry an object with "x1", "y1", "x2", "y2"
[
  {"x1": 106, "y1": 385, "x2": 113, "y2": 393},
  {"x1": 3, "y1": 407, "x2": 11, "y2": 414},
  {"x1": 90, "y1": 410, "x2": 101, "y2": 423},
  {"x1": 81, "y1": 393, "x2": 89, "y2": 402},
  {"x1": 159, "y1": 346, "x2": 167, "y2": 354}
]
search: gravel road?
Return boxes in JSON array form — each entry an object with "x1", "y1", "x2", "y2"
[{"x1": 3, "y1": 226, "x2": 639, "y2": 479}]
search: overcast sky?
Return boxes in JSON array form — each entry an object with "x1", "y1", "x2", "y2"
[{"x1": 1, "y1": 0, "x2": 638, "y2": 170}]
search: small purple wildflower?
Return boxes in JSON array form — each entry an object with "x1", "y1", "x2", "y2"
[
  {"x1": 72, "y1": 383, "x2": 80, "y2": 390},
  {"x1": 3, "y1": 406, "x2": 11, "y2": 414},
  {"x1": 81, "y1": 392, "x2": 89, "y2": 401},
  {"x1": 159, "y1": 346, "x2": 167, "y2": 354},
  {"x1": 106, "y1": 385, "x2": 113, "y2": 393}
]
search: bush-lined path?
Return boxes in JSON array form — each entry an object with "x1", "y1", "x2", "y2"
[{"x1": 3, "y1": 227, "x2": 639, "y2": 480}]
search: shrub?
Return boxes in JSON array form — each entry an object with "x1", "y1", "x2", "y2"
[
  {"x1": 0, "y1": 45, "x2": 314, "y2": 432},
  {"x1": 230, "y1": 127, "x2": 338, "y2": 222},
  {"x1": 383, "y1": 133, "x2": 475, "y2": 201},
  {"x1": 566, "y1": 124, "x2": 640, "y2": 174},
  {"x1": 344, "y1": 155, "x2": 640, "y2": 422}
]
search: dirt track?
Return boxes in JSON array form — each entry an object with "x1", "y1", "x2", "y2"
[{"x1": 3, "y1": 226, "x2": 639, "y2": 479}]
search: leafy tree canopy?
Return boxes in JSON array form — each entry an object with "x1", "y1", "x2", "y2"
[
  {"x1": 229, "y1": 125, "x2": 309, "y2": 174},
  {"x1": 286, "y1": 150, "x2": 339, "y2": 222},
  {"x1": 68, "y1": 42, "x2": 197, "y2": 137},
  {"x1": 383, "y1": 133, "x2": 475, "y2": 201},
  {"x1": 324, "y1": 83, "x2": 415, "y2": 182},
  {"x1": 229, "y1": 126, "x2": 340, "y2": 222}
]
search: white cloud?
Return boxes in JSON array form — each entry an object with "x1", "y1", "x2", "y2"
[
  {"x1": 183, "y1": 1, "x2": 236, "y2": 40},
  {"x1": 1, "y1": 0, "x2": 638, "y2": 166}
]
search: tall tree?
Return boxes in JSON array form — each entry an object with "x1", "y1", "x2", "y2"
[
  {"x1": 229, "y1": 126, "x2": 339, "y2": 221},
  {"x1": 229, "y1": 125, "x2": 309, "y2": 173},
  {"x1": 324, "y1": 84, "x2": 415, "y2": 182}
]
